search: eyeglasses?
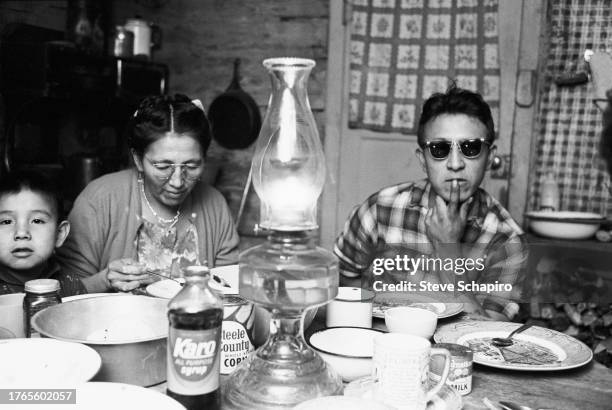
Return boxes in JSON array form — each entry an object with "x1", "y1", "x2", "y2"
[
  {"x1": 145, "y1": 158, "x2": 203, "y2": 181},
  {"x1": 423, "y1": 138, "x2": 491, "y2": 160}
]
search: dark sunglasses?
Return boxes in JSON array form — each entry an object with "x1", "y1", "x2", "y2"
[{"x1": 423, "y1": 138, "x2": 492, "y2": 160}]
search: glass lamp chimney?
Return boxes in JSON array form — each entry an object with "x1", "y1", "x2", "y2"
[{"x1": 251, "y1": 57, "x2": 325, "y2": 231}]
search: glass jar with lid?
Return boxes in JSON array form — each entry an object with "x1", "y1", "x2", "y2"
[{"x1": 23, "y1": 279, "x2": 62, "y2": 337}]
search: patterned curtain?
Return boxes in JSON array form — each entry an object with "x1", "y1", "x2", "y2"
[
  {"x1": 529, "y1": 0, "x2": 612, "y2": 215},
  {"x1": 348, "y1": 0, "x2": 501, "y2": 134}
]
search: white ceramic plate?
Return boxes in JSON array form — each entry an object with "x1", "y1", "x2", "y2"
[
  {"x1": 146, "y1": 264, "x2": 239, "y2": 299},
  {"x1": 146, "y1": 278, "x2": 184, "y2": 299},
  {"x1": 210, "y1": 264, "x2": 239, "y2": 288},
  {"x1": 74, "y1": 382, "x2": 185, "y2": 409},
  {"x1": 372, "y1": 293, "x2": 463, "y2": 319},
  {"x1": 295, "y1": 395, "x2": 394, "y2": 410},
  {"x1": 0, "y1": 338, "x2": 101, "y2": 385},
  {"x1": 343, "y1": 376, "x2": 460, "y2": 408},
  {"x1": 434, "y1": 321, "x2": 593, "y2": 371}
]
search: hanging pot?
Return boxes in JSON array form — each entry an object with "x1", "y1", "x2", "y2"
[{"x1": 208, "y1": 58, "x2": 261, "y2": 150}]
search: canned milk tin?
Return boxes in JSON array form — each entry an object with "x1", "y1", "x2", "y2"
[
  {"x1": 221, "y1": 295, "x2": 255, "y2": 375},
  {"x1": 430, "y1": 343, "x2": 473, "y2": 396}
]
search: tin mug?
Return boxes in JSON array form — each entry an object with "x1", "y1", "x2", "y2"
[{"x1": 430, "y1": 343, "x2": 473, "y2": 396}]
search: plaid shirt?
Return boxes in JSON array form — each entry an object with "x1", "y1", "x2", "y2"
[{"x1": 334, "y1": 180, "x2": 528, "y2": 319}]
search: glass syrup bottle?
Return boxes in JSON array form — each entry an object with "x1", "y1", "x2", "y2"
[{"x1": 167, "y1": 266, "x2": 223, "y2": 410}]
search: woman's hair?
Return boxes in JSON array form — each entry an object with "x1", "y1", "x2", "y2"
[
  {"x1": 416, "y1": 84, "x2": 495, "y2": 147},
  {"x1": 0, "y1": 170, "x2": 63, "y2": 219},
  {"x1": 127, "y1": 94, "x2": 212, "y2": 157}
]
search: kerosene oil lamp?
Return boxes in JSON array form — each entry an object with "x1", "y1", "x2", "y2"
[{"x1": 223, "y1": 57, "x2": 342, "y2": 409}]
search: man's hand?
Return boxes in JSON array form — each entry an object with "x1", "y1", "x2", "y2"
[{"x1": 425, "y1": 180, "x2": 472, "y2": 247}]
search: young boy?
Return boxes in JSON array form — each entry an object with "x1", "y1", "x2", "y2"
[{"x1": 0, "y1": 171, "x2": 85, "y2": 296}]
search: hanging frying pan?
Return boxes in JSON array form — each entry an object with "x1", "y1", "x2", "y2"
[{"x1": 208, "y1": 58, "x2": 261, "y2": 149}]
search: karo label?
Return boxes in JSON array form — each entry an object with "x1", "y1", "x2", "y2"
[
  {"x1": 168, "y1": 327, "x2": 220, "y2": 387},
  {"x1": 173, "y1": 337, "x2": 217, "y2": 360}
]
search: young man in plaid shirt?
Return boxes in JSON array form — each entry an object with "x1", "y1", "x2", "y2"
[{"x1": 334, "y1": 86, "x2": 527, "y2": 321}]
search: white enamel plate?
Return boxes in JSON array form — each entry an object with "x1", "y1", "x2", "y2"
[
  {"x1": 434, "y1": 321, "x2": 592, "y2": 371},
  {"x1": 372, "y1": 293, "x2": 463, "y2": 319}
]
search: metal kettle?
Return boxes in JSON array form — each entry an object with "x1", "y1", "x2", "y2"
[{"x1": 124, "y1": 17, "x2": 161, "y2": 58}]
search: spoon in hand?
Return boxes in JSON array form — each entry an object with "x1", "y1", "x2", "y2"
[
  {"x1": 146, "y1": 270, "x2": 184, "y2": 285},
  {"x1": 492, "y1": 323, "x2": 532, "y2": 347}
]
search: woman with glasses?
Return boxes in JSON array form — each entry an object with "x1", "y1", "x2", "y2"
[
  {"x1": 334, "y1": 85, "x2": 527, "y2": 321},
  {"x1": 57, "y1": 95, "x2": 239, "y2": 292}
]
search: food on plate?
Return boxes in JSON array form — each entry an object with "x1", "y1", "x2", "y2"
[
  {"x1": 374, "y1": 301, "x2": 441, "y2": 315},
  {"x1": 466, "y1": 337, "x2": 561, "y2": 365}
]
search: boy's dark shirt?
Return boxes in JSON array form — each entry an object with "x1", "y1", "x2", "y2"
[{"x1": 0, "y1": 257, "x2": 86, "y2": 297}]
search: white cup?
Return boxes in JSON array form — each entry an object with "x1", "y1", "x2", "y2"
[
  {"x1": 0, "y1": 293, "x2": 25, "y2": 338},
  {"x1": 372, "y1": 333, "x2": 451, "y2": 410},
  {"x1": 326, "y1": 287, "x2": 374, "y2": 328},
  {"x1": 384, "y1": 306, "x2": 438, "y2": 339}
]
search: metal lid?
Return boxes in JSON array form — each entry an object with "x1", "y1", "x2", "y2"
[
  {"x1": 24, "y1": 279, "x2": 60, "y2": 293},
  {"x1": 433, "y1": 342, "x2": 473, "y2": 358}
]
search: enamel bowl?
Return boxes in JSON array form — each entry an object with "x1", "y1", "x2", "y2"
[
  {"x1": 308, "y1": 327, "x2": 385, "y2": 382},
  {"x1": 526, "y1": 211, "x2": 604, "y2": 239},
  {"x1": 31, "y1": 295, "x2": 167, "y2": 386},
  {"x1": 0, "y1": 338, "x2": 101, "y2": 385}
]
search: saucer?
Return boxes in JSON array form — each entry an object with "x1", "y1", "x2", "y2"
[{"x1": 344, "y1": 376, "x2": 462, "y2": 410}]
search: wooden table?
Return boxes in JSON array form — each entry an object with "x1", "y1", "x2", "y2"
[
  {"x1": 308, "y1": 310, "x2": 612, "y2": 410},
  {"x1": 462, "y1": 361, "x2": 612, "y2": 409},
  {"x1": 153, "y1": 311, "x2": 612, "y2": 409}
]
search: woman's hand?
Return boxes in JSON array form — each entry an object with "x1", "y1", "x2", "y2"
[{"x1": 106, "y1": 258, "x2": 153, "y2": 292}]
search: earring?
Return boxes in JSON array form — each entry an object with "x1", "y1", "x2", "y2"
[{"x1": 138, "y1": 172, "x2": 144, "y2": 183}]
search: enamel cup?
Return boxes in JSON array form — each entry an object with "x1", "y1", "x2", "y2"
[
  {"x1": 372, "y1": 333, "x2": 451, "y2": 410},
  {"x1": 326, "y1": 287, "x2": 375, "y2": 328},
  {"x1": 0, "y1": 293, "x2": 25, "y2": 338}
]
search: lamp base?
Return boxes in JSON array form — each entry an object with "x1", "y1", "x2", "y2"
[{"x1": 223, "y1": 344, "x2": 342, "y2": 409}]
